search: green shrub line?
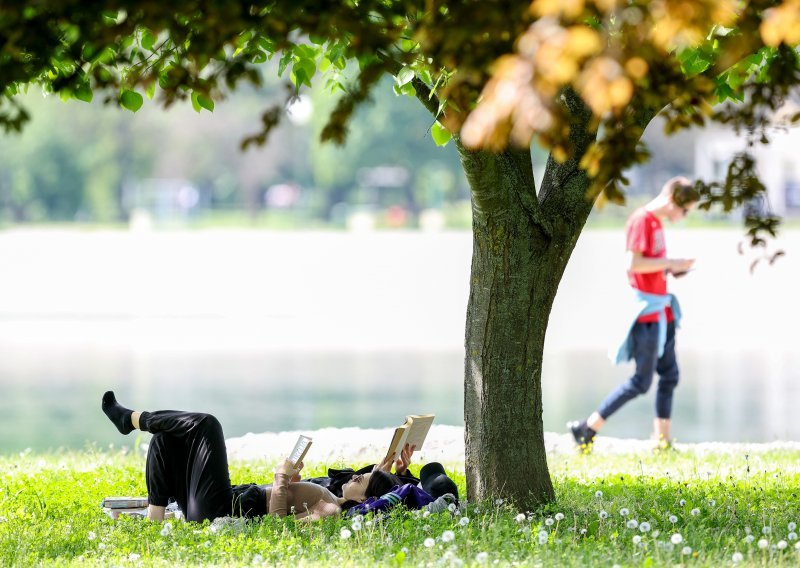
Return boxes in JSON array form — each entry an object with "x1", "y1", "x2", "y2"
[{"x1": 1, "y1": 447, "x2": 799, "y2": 566}]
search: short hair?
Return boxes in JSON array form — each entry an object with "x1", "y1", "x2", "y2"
[{"x1": 661, "y1": 176, "x2": 699, "y2": 206}]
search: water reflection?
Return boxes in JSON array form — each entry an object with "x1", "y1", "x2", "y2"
[{"x1": 1, "y1": 348, "x2": 797, "y2": 453}]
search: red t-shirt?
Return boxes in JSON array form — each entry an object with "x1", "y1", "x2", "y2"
[{"x1": 625, "y1": 208, "x2": 674, "y2": 323}]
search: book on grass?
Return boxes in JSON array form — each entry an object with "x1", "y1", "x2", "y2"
[
  {"x1": 385, "y1": 414, "x2": 435, "y2": 461},
  {"x1": 288, "y1": 435, "x2": 313, "y2": 467},
  {"x1": 101, "y1": 497, "x2": 149, "y2": 509}
]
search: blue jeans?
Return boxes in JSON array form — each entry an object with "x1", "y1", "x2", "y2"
[{"x1": 598, "y1": 320, "x2": 679, "y2": 420}]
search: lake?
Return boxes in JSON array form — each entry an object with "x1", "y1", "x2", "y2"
[{"x1": 0, "y1": 229, "x2": 798, "y2": 452}]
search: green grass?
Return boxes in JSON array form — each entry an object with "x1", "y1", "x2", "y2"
[{"x1": 2, "y1": 447, "x2": 799, "y2": 566}]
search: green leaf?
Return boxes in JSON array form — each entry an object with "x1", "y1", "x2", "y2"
[
  {"x1": 278, "y1": 52, "x2": 294, "y2": 77},
  {"x1": 291, "y1": 58, "x2": 316, "y2": 88},
  {"x1": 250, "y1": 50, "x2": 267, "y2": 64},
  {"x1": 196, "y1": 93, "x2": 214, "y2": 112},
  {"x1": 145, "y1": 82, "x2": 156, "y2": 100},
  {"x1": 141, "y1": 30, "x2": 156, "y2": 51},
  {"x1": 119, "y1": 89, "x2": 143, "y2": 112},
  {"x1": 431, "y1": 121, "x2": 451, "y2": 146},
  {"x1": 74, "y1": 83, "x2": 93, "y2": 103},
  {"x1": 395, "y1": 66, "x2": 415, "y2": 87},
  {"x1": 309, "y1": 34, "x2": 325, "y2": 45},
  {"x1": 319, "y1": 57, "x2": 331, "y2": 72},
  {"x1": 400, "y1": 39, "x2": 418, "y2": 52},
  {"x1": 190, "y1": 91, "x2": 202, "y2": 112}
]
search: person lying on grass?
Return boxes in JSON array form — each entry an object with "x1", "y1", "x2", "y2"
[{"x1": 101, "y1": 391, "x2": 403, "y2": 522}]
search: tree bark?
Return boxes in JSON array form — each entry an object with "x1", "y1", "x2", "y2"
[{"x1": 459, "y1": 90, "x2": 598, "y2": 508}]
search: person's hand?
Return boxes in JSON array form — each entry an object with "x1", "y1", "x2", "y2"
[
  {"x1": 394, "y1": 443, "x2": 415, "y2": 475},
  {"x1": 669, "y1": 258, "x2": 694, "y2": 275},
  {"x1": 276, "y1": 459, "x2": 304, "y2": 479}
]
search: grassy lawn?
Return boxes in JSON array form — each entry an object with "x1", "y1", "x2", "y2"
[{"x1": 1, "y1": 446, "x2": 799, "y2": 566}]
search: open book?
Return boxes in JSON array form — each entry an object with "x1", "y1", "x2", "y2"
[
  {"x1": 101, "y1": 497, "x2": 149, "y2": 509},
  {"x1": 288, "y1": 435, "x2": 313, "y2": 467},
  {"x1": 385, "y1": 414, "x2": 435, "y2": 461}
]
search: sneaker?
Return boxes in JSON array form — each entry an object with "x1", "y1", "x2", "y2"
[{"x1": 567, "y1": 420, "x2": 596, "y2": 448}]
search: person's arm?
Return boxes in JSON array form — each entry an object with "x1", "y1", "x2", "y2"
[
  {"x1": 269, "y1": 460, "x2": 303, "y2": 517},
  {"x1": 628, "y1": 251, "x2": 694, "y2": 274},
  {"x1": 147, "y1": 504, "x2": 166, "y2": 521}
]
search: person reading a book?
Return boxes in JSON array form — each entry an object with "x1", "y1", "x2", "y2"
[{"x1": 101, "y1": 391, "x2": 401, "y2": 522}]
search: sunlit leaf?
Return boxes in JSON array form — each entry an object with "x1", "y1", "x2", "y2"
[
  {"x1": 431, "y1": 121, "x2": 451, "y2": 146},
  {"x1": 119, "y1": 89, "x2": 143, "y2": 112}
]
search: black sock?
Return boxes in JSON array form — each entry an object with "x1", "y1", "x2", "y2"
[{"x1": 102, "y1": 391, "x2": 134, "y2": 435}]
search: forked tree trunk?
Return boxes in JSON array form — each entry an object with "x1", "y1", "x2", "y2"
[{"x1": 458, "y1": 132, "x2": 596, "y2": 508}]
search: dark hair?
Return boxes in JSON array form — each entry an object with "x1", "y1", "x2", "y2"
[
  {"x1": 340, "y1": 470, "x2": 402, "y2": 510},
  {"x1": 670, "y1": 179, "x2": 700, "y2": 207},
  {"x1": 366, "y1": 470, "x2": 401, "y2": 498}
]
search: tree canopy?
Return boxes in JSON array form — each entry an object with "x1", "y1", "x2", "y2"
[{"x1": 2, "y1": 0, "x2": 799, "y2": 244}]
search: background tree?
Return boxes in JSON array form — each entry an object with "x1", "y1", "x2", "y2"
[{"x1": 2, "y1": 0, "x2": 798, "y2": 507}]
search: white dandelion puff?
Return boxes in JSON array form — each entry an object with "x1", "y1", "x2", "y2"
[
  {"x1": 619, "y1": 508, "x2": 629, "y2": 517},
  {"x1": 475, "y1": 552, "x2": 489, "y2": 564},
  {"x1": 671, "y1": 533, "x2": 683, "y2": 544},
  {"x1": 639, "y1": 522, "x2": 651, "y2": 533},
  {"x1": 441, "y1": 530, "x2": 455, "y2": 543},
  {"x1": 627, "y1": 519, "x2": 639, "y2": 529},
  {"x1": 459, "y1": 517, "x2": 470, "y2": 526},
  {"x1": 87, "y1": 532, "x2": 96, "y2": 541},
  {"x1": 351, "y1": 521, "x2": 362, "y2": 532},
  {"x1": 494, "y1": 498, "x2": 504, "y2": 506},
  {"x1": 340, "y1": 528, "x2": 352, "y2": 540},
  {"x1": 595, "y1": 490, "x2": 603, "y2": 498},
  {"x1": 758, "y1": 539, "x2": 768, "y2": 550},
  {"x1": 128, "y1": 553, "x2": 140, "y2": 561},
  {"x1": 788, "y1": 532, "x2": 797, "y2": 541},
  {"x1": 745, "y1": 535, "x2": 755, "y2": 544},
  {"x1": 98, "y1": 543, "x2": 106, "y2": 550},
  {"x1": 599, "y1": 510, "x2": 608, "y2": 519},
  {"x1": 778, "y1": 540, "x2": 788, "y2": 550},
  {"x1": 679, "y1": 499, "x2": 686, "y2": 506},
  {"x1": 448, "y1": 503, "x2": 457, "y2": 512},
  {"x1": 682, "y1": 546, "x2": 692, "y2": 555},
  {"x1": 789, "y1": 522, "x2": 797, "y2": 531},
  {"x1": 690, "y1": 508, "x2": 700, "y2": 516},
  {"x1": 251, "y1": 554, "x2": 263, "y2": 565},
  {"x1": 555, "y1": 513, "x2": 565, "y2": 521},
  {"x1": 762, "y1": 526, "x2": 771, "y2": 535},
  {"x1": 515, "y1": 513, "x2": 526, "y2": 523},
  {"x1": 424, "y1": 537, "x2": 435, "y2": 548},
  {"x1": 545, "y1": 517, "x2": 554, "y2": 526},
  {"x1": 632, "y1": 535, "x2": 642, "y2": 545},
  {"x1": 669, "y1": 515, "x2": 677, "y2": 524},
  {"x1": 795, "y1": 542, "x2": 800, "y2": 550},
  {"x1": 732, "y1": 552, "x2": 743, "y2": 563}
]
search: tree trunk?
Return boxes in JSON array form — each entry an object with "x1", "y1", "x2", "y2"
[{"x1": 458, "y1": 97, "x2": 597, "y2": 508}]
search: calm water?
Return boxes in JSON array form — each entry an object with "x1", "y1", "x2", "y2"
[{"x1": 2, "y1": 347, "x2": 798, "y2": 453}]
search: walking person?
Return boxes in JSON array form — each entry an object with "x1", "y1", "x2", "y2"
[{"x1": 569, "y1": 177, "x2": 699, "y2": 451}]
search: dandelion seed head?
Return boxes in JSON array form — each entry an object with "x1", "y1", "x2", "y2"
[
  {"x1": 422, "y1": 510, "x2": 431, "y2": 518},
  {"x1": 545, "y1": 517, "x2": 554, "y2": 526},
  {"x1": 745, "y1": 527, "x2": 752, "y2": 534},
  {"x1": 669, "y1": 515, "x2": 677, "y2": 523},
  {"x1": 679, "y1": 499, "x2": 686, "y2": 506},
  {"x1": 459, "y1": 517, "x2": 470, "y2": 526},
  {"x1": 580, "y1": 528, "x2": 587, "y2": 535},
  {"x1": 494, "y1": 498, "x2": 504, "y2": 506},
  {"x1": 340, "y1": 528, "x2": 352, "y2": 540},
  {"x1": 690, "y1": 508, "x2": 700, "y2": 516},
  {"x1": 475, "y1": 551, "x2": 489, "y2": 564},
  {"x1": 98, "y1": 543, "x2": 106, "y2": 550},
  {"x1": 595, "y1": 490, "x2": 603, "y2": 498},
  {"x1": 448, "y1": 503, "x2": 457, "y2": 512},
  {"x1": 251, "y1": 554, "x2": 263, "y2": 565},
  {"x1": 515, "y1": 513, "x2": 526, "y2": 523},
  {"x1": 758, "y1": 538, "x2": 769, "y2": 549},
  {"x1": 745, "y1": 535, "x2": 755, "y2": 544},
  {"x1": 732, "y1": 552, "x2": 744, "y2": 562},
  {"x1": 424, "y1": 537, "x2": 435, "y2": 548},
  {"x1": 682, "y1": 546, "x2": 692, "y2": 555},
  {"x1": 627, "y1": 519, "x2": 639, "y2": 529},
  {"x1": 671, "y1": 533, "x2": 683, "y2": 544},
  {"x1": 639, "y1": 522, "x2": 651, "y2": 533},
  {"x1": 708, "y1": 499, "x2": 716, "y2": 506},
  {"x1": 87, "y1": 532, "x2": 96, "y2": 541},
  {"x1": 789, "y1": 522, "x2": 797, "y2": 531},
  {"x1": 555, "y1": 513, "x2": 565, "y2": 521},
  {"x1": 762, "y1": 526, "x2": 771, "y2": 535},
  {"x1": 619, "y1": 508, "x2": 629, "y2": 516},
  {"x1": 778, "y1": 540, "x2": 787, "y2": 550},
  {"x1": 795, "y1": 542, "x2": 800, "y2": 550},
  {"x1": 599, "y1": 510, "x2": 608, "y2": 519},
  {"x1": 351, "y1": 521, "x2": 362, "y2": 531},
  {"x1": 788, "y1": 532, "x2": 797, "y2": 541},
  {"x1": 632, "y1": 535, "x2": 642, "y2": 544},
  {"x1": 441, "y1": 530, "x2": 455, "y2": 543}
]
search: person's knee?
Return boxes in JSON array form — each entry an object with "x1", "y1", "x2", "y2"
[{"x1": 628, "y1": 374, "x2": 653, "y2": 396}]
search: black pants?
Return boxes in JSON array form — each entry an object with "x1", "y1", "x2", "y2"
[{"x1": 141, "y1": 410, "x2": 233, "y2": 522}]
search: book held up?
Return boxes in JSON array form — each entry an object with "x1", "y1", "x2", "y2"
[
  {"x1": 288, "y1": 435, "x2": 313, "y2": 467},
  {"x1": 385, "y1": 414, "x2": 435, "y2": 461}
]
